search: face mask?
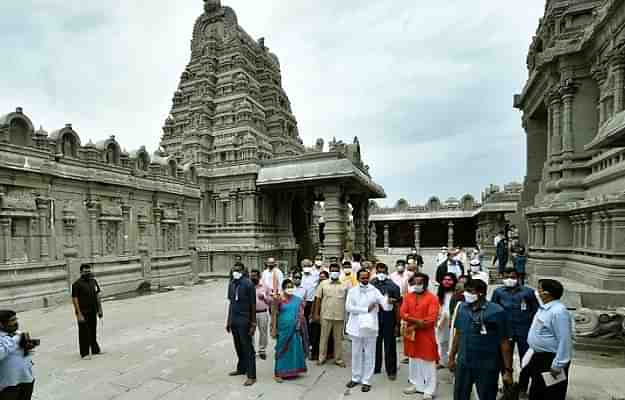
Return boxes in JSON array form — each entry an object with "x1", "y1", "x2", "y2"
[
  {"x1": 303, "y1": 267, "x2": 312, "y2": 274},
  {"x1": 377, "y1": 273, "x2": 387, "y2": 281},
  {"x1": 503, "y1": 278, "x2": 518, "y2": 288},
  {"x1": 359, "y1": 282, "x2": 369, "y2": 289},
  {"x1": 344, "y1": 268, "x2": 352, "y2": 275},
  {"x1": 413, "y1": 285, "x2": 425, "y2": 294},
  {"x1": 315, "y1": 261, "x2": 323, "y2": 267},
  {"x1": 464, "y1": 292, "x2": 479, "y2": 304},
  {"x1": 285, "y1": 288, "x2": 296, "y2": 296},
  {"x1": 330, "y1": 271, "x2": 340, "y2": 280},
  {"x1": 251, "y1": 278, "x2": 260, "y2": 285},
  {"x1": 471, "y1": 266, "x2": 481, "y2": 273},
  {"x1": 535, "y1": 290, "x2": 545, "y2": 307},
  {"x1": 406, "y1": 271, "x2": 415, "y2": 279},
  {"x1": 232, "y1": 271, "x2": 242, "y2": 280},
  {"x1": 397, "y1": 265, "x2": 405, "y2": 272},
  {"x1": 81, "y1": 272, "x2": 92, "y2": 280}
]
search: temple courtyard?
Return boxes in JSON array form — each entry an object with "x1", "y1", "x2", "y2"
[{"x1": 19, "y1": 262, "x2": 625, "y2": 400}]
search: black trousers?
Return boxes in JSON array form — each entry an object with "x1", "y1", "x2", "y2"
[
  {"x1": 527, "y1": 352, "x2": 569, "y2": 400},
  {"x1": 78, "y1": 311, "x2": 100, "y2": 357},
  {"x1": 0, "y1": 381, "x2": 34, "y2": 400},
  {"x1": 231, "y1": 321, "x2": 256, "y2": 379},
  {"x1": 310, "y1": 321, "x2": 321, "y2": 360},
  {"x1": 374, "y1": 311, "x2": 397, "y2": 376},
  {"x1": 304, "y1": 301, "x2": 313, "y2": 352}
]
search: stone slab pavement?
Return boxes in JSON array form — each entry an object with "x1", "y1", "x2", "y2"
[{"x1": 16, "y1": 279, "x2": 625, "y2": 400}]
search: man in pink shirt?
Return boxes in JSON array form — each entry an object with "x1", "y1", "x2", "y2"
[
  {"x1": 390, "y1": 260, "x2": 407, "y2": 291},
  {"x1": 250, "y1": 269, "x2": 271, "y2": 360}
]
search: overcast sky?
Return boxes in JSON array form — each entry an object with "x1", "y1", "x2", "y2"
[{"x1": 0, "y1": 0, "x2": 545, "y2": 205}]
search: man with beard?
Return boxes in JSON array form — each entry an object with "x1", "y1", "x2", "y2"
[
  {"x1": 226, "y1": 262, "x2": 257, "y2": 386},
  {"x1": 71, "y1": 263, "x2": 103, "y2": 359},
  {"x1": 0, "y1": 310, "x2": 37, "y2": 400},
  {"x1": 436, "y1": 248, "x2": 465, "y2": 284}
]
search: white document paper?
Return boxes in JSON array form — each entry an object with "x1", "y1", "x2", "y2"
[
  {"x1": 521, "y1": 348, "x2": 534, "y2": 369},
  {"x1": 542, "y1": 370, "x2": 567, "y2": 387}
]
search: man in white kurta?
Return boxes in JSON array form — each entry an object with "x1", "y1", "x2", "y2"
[{"x1": 345, "y1": 269, "x2": 390, "y2": 393}]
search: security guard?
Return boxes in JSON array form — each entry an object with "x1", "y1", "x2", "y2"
[{"x1": 449, "y1": 279, "x2": 514, "y2": 400}]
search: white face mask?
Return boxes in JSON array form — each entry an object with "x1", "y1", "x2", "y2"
[
  {"x1": 406, "y1": 271, "x2": 415, "y2": 279},
  {"x1": 359, "y1": 283, "x2": 369, "y2": 289},
  {"x1": 330, "y1": 271, "x2": 340, "y2": 280},
  {"x1": 464, "y1": 292, "x2": 479, "y2": 304},
  {"x1": 503, "y1": 278, "x2": 518, "y2": 288},
  {"x1": 377, "y1": 273, "x2": 387, "y2": 281},
  {"x1": 315, "y1": 261, "x2": 323, "y2": 267},
  {"x1": 232, "y1": 271, "x2": 242, "y2": 280},
  {"x1": 471, "y1": 266, "x2": 481, "y2": 273},
  {"x1": 303, "y1": 267, "x2": 313, "y2": 274},
  {"x1": 285, "y1": 288, "x2": 296, "y2": 296},
  {"x1": 397, "y1": 265, "x2": 405, "y2": 272},
  {"x1": 535, "y1": 290, "x2": 545, "y2": 307}
]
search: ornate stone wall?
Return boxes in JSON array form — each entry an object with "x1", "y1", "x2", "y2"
[
  {"x1": 0, "y1": 108, "x2": 201, "y2": 311},
  {"x1": 515, "y1": 0, "x2": 625, "y2": 294}
]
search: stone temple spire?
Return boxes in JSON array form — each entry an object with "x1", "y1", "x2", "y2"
[{"x1": 204, "y1": 0, "x2": 221, "y2": 13}]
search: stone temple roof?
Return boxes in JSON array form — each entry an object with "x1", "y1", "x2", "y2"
[{"x1": 256, "y1": 154, "x2": 385, "y2": 198}]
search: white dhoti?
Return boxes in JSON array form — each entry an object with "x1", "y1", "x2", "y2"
[
  {"x1": 409, "y1": 358, "x2": 438, "y2": 396},
  {"x1": 436, "y1": 322, "x2": 450, "y2": 366},
  {"x1": 350, "y1": 335, "x2": 377, "y2": 385}
]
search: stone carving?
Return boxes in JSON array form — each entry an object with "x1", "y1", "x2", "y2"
[
  {"x1": 1, "y1": 190, "x2": 37, "y2": 211},
  {"x1": 575, "y1": 308, "x2": 625, "y2": 343}
]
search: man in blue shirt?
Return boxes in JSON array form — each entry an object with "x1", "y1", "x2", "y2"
[
  {"x1": 491, "y1": 268, "x2": 538, "y2": 396},
  {"x1": 226, "y1": 262, "x2": 257, "y2": 386},
  {"x1": 0, "y1": 310, "x2": 36, "y2": 399},
  {"x1": 449, "y1": 279, "x2": 513, "y2": 400},
  {"x1": 527, "y1": 279, "x2": 573, "y2": 400}
]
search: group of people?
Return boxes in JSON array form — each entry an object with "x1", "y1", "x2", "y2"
[{"x1": 226, "y1": 250, "x2": 573, "y2": 400}]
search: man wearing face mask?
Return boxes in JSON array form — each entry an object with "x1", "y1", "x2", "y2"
[
  {"x1": 449, "y1": 279, "x2": 514, "y2": 400},
  {"x1": 249, "y1": 269, "x2": 271, "y2": 361},
  {"x1": 390, "y1": 260, "x2": 407, "y2": 291},
  {"x1": 400, "y1": 273, "x2": 441, "y2": 399},
  {"x1": 226, "y1": 262, "x2": 257, "y2": 386},
  {"x1": 436, "y1": 248, "x2": 465, "y2": 284},
  {"x1": 314, "y1": 263, "x2": 347, "y2": 367},
  {"x1": 468, "y1": 258, "x2": 489, "y2": 284},
  {"x1": 0, "y1": 310, "x2": 36, "y2": 400},
  {"x1": 370, "y1": 263, "x2": 401, "y2": 381},
  {"x1": 340, "y1": 260, "x2": 357, "y2": 289},
  {"x1": 526, "y1": 279, "x2": 572, "y2": 400},
  {"x1": 261, "y1": 257, "x2": 284, "y2": 296},
  {"x1": 345, "y1": 269, "x2": 391, "y2": 393},
  {"x1": 407, "y1": 248, "x2": 424, "y2": 270},
  {"x1": 491, "y1": 268, "x2": 538, "y2": 396},
  {"x1": 71, "y1": 263, "x2": 103, "y2": 359}
]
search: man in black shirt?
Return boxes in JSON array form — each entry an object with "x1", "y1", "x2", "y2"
[
  {"x1": 226, "y1": 262, "x2": 257, "y2": 386},
  {"x1": 371, "y1": 263, "x2": 401, "y2": 380},
  {"x1": 71, "y1": 264, "x2": 103, "y2": 359}
]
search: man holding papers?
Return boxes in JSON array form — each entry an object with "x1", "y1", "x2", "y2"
[{"x1": 526, "y1": 279, "x2": 573, "y2": 400}]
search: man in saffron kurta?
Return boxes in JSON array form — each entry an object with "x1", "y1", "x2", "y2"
[{"x1": 400, "y1": 272, "x2": 440, "y2": 399}]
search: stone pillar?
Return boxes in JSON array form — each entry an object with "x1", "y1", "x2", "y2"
[
  {"x1": 571, "y1": 216, "x2": 578, "y2": 249},
  {"x1": 37, "y1": 201, "x2": 50, "y2": 260},
  {"x1": 154, "y1": 209, "x2": 162, "y2": 252},
  {"x1": 88, "y1": 207, "x2": 99, "y2": 257},
  {"x1": 369, "y1": 223, "x2": 377, "y2": 258},
  {"x1": 602, "y1": 211, "x2": 612, "y2": 250},
  {"x1": 614, "y1": 64, "x2": 625, "y2": 113},
  {"x1": 447, "y1": 220, "x2": 454, "y2": 249},
  {"x1": 1, "y1": 217, "x2": 11, "y2": 263},
  {"x1": 608, "y1": 210, "x2": 625, "y2": 251},
  {"x1": 323, "y1": 186, "x2": 346, "y2": 259},
  {"x1": 543, "y1": 216, "x2": 558, "y2": 248},
  {"x1": 137, "y1": 216, "x2": 148, "y2": 253},
  {"x1": 550, "y1": 96, "x2": 562, "y2": 156},
  {"x1": 383, "y1": 224, "x2": 390, "y2": 253},
  {"x1": 352, "y1": 199, "x2": 366, "y2": 255},
  {"x1": 178, "y1": 209, "x2": 185, "y2": 250},
  {"x1": 560, "y1": 83, "x2": 577, "y2": 155},
  {"x1": 122, "y1": 205, "x2": 131, "y2": 255},
  {"x1": 535, "y1": 220, "x2": 545, "y2": 247},
  {"x1": 99, "y1": 220, "x2": 107, "y2": 255},
  {"x1": 586, "y1": 213, "x2": 594, "y2": 249},
  {"x1": 414, "y1": 222, "x2": 421, "y2": 253}
]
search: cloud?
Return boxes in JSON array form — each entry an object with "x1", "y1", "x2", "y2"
[{"x1": 0, "y1": 0, "x2": 544, "y2": 204}]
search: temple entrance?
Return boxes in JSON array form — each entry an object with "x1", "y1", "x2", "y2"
[
  {"x1": 454, "y1": 219, "x2": 477, "y2": 248},
  {"x1": 420, "y1": 220, "x2": 448, "y2": 247},
  {"x1": 291, "y1": 195, "x2": 314, "y2": 264}
]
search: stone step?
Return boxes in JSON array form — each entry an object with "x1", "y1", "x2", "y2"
[{"x1": 531, "y1": 274, "x2": 625, "y2": 310}]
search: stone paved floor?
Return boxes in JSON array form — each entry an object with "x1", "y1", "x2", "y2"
[{"x1": 19, "y1": 278, "x2": 625, "y2": 400}]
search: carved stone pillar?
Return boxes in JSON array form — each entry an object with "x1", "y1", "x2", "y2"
[
  {"x1": 535, "y1": 220, "x2": 545, "y2": 247},
  {"x1": 607, "y1": 209, "x2": 625, "y2": 251},
  {"x1": 62, "y1": 205, "x2": 78, "y2": 258},
  {"x1": 177, "y1": 209, "x2": 185, "y2": 250},
  {"x1": 137, "y1": 215, "x2": 148, "y2": 253},
  {"x1": 352, "y1": 199, "x2": 366, "y2": 255},
  {"x1": 383, "y1": 224, "x2": 390, "y2": 252},
  {"x1": 87, "y1": 204, "x2": 99, "y2": 257},
  {"x1": 447, "y1": 220, "x2": 454, "y2": 249},
  {"x1": 323, "y1": 185, "x2": 346, "y2": 259},
  {"x1": 122, "y1": 205, "x2": 131, "y2": 255},
  {"x1": 414, "y1": 222, "x2": 421, "y2": 253},
  {"x1": 99, "y1": 220, "x2": 107, "y2": 255},
  {"x1": 602, "y1": 211, "x2": 612, "y2": 250},
  {"x1": 560, "y1": 83, "x2": 577, "y2": 155},
  {"x1": 0, "y1": 217, "x2": 11, "y2": 263},
  {"x1": 543, "y1": 216, "x2": 558, "y2": 248},
  {"x1": 585, "y1": 213, "x2": 593, "y2": 249},
  {"x1": 550, "y1": 96, "x2": 562, "y2": 156},
  {"x1": 614, "y1": 64, "x2": 625, "y2": 113},
  {"x1": 369, "y1": 223, "x2": 377, "y2": 258},
  {"x1": 36, "y1": 201, "x2": 50, "y2": 260},
  {"x1": 154, "y1": 208, "x2": 162, "y2": 252}
]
